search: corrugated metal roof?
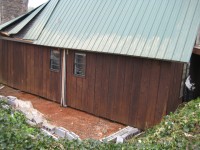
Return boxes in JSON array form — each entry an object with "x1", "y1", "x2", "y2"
[
  {"x1": 0, "y1": 6, "x2": 39, "y2": 30},
  {"x1": 23, "y1": 0, "x2": 58, "y2": 40},
  {"x1": 8, "y1": 3, "x2": 47, "y2": 35},
  {"x1": 1, "y1": 0, "x2": 200, "y2": 62}
]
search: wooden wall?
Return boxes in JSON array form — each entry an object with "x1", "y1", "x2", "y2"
[
  {"x1": 66, "y1": 50, "x2": 184, "y2": 129},
  {"x1": 0, "y1": 40, "x2": 61, "y2": 102},
  {"x1": 0, "y1": 39, "x2": 184, "y2": 129}
]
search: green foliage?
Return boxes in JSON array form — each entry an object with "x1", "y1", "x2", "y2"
[
  {"x1": 0, "y1": 100, "x2": 63, "y2": 150},
  {"x1": 129, "y1": 98, "x2": 200, "y2": 150},
  {"x1": 0, "y1": 98, "x2": 200, "y2": 150}
]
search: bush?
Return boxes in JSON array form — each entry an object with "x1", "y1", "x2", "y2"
[
  {"x1": 0, "y1": 98, "x2": 200, "y2": 149},
  {"x1": 129, "y1": 98, "x2": 200, "y2": 149}
]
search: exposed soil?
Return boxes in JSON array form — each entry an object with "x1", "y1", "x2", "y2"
[{"x1": 0, "y1": 86, "x2": 124, "y2": 140}]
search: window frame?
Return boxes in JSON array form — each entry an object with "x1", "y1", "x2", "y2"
[
  {"x1": 74, "y1": 53, "x2": 86, "y2": 77},
  {"x1": 50, "y1": 49, "x2": 61, "y2": 72}
]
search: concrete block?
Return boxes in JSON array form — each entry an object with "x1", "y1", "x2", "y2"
[
  {"x1": 42, "y1": 123, "x2": 56, "y2": 134},
  {"x1": 33, "y1": 116, "x2": 43, "y2": 125},
  {"x1": 66, "y1": 131, "x2": 80, "y2": 140},
  {"x1": 101, "y1": 126, "x2": 140, "y2": 142},
  {"x1": 26, "y1": 120, "x2": 37, "y2": 126},
  {"x1": 116, "y1": 136, "x2": 124, "y2": 143},
  {"x1": 55, "y1": 127, "x2": 68, "y2": 138},
  {"x1": 41, "y1": 129, "x2": 58, "y2": 140}
]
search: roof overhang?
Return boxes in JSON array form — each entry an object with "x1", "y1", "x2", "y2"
[{"x1": 0, "y1": 36, "x2": 33, "y2": 44}]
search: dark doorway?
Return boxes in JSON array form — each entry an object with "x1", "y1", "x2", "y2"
[{"x1": 188, "y1": 53, "x2": 200, "y2": 100}]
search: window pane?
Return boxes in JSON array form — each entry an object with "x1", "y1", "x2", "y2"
[
  {"x1": 74, "y1": 53, "x2": 86, "y2": 76},
  {"x1": 50, "y1": 50, "x2": 60, "y2": 71}
]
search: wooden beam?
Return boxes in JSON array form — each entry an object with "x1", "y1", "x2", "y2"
[{"x1": 0, "y1": 36, "x2": 33, "y2": 44}]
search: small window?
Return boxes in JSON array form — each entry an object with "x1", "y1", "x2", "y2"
[
  {"x1": 50, "y1": 50, "x2": 60, "y2": 71},
  {"x1": 74, "y1": 53, "x2": 86, "y2": 76}
]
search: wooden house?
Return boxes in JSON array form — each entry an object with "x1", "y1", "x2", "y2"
[{"x1": 0, "y1": 0, "x2": 200, "y2": 129}]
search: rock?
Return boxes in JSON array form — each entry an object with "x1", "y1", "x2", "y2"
[{"x1": 7, "y1": 96, "x2": 17, "y2": 107}]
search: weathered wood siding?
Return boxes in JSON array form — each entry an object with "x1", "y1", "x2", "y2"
[
  {"x1": 66, "y1": 50, "x2": 183, "y2": 129},
  {"x1": 0, "y1": 40, "x2": 61, "y2": 102}
]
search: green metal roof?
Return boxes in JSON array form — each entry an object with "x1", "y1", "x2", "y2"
[{"x1": 1, "y1": 0, "x2": 200, "y2": 62}]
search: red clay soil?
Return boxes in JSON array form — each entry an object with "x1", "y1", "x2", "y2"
[{"x1": 0, "y1": 86, "x2": 124, "y2": 140}]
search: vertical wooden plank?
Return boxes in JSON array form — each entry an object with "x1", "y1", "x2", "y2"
[
  {"x1": 85, "y1": 52, "x2": 96, "y2": 114},
  {"x1": 6, "y1": 41, "x2": 11, "y2": 86},
  {"x1": 21, "y1": 43, "x2": 26, "y2": 91},
  {"x1": 113, "y1": 56, "x2": 126, "y2": 122},
  {"x1": 13, "y1": 42, "x2": 17, "y2": 88},
  {"x1": 167, "y1": 62, "x2": 183, "y2": 113},
  {"x1": 93, "y1": 53, "x2": 103, "y2": 116},
  {"x1": 145, "y1": 61, "x2": 161, "y2": 128},
  {"x1": 2, "y1": 40, "x2": 8, "y2": 84},
  {"x1": 66, "y1": 50, "x2": 72, "y2": 106},
  {"x1": 135, "y1": 60, "x2": 151, "y2": 129},
  {"x1": 38, "y1": 46, "x2": 44, "y2": 97},
  {"x1": 128, "y1": 58, "x2": 143, "y2": 126},
  {"x1": 10, "y1": 41, "x2": 14, "y2": 88},
  {"x1": 42, "y1": 47, "x2": 48, "y2": 98},
  {"x1": 46, "y1": 48, "x2": 52, "y2": 100},
  {"x1": 34, "y1": 45, "x2": 40, "y2": 95},
  {"x1": 107, "y1": 55, "x2": 118, "y2": 120},
  {"x1": 69, "y1": 51, "x2": 77, "y2": 107},
  {"x1": 97, "y1": 54, "x2": 110, "y2": 118},
  {"x1": 120, "y1": 57, "x2": 134, "y2": 124},
  {"x1": 26, "y1": 44, "x2": 32, "y2": 93},
  {"x1": 30, "y1": 44, "x2": 35, "y2": 94},
  {"x1": 154, "y1": 61, "x2": 171, "y2": 124}
]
